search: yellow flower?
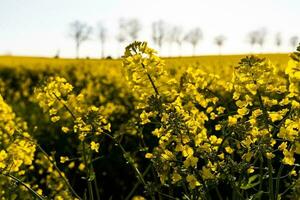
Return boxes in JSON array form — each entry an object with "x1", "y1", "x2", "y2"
[
  {"x1": 182, "y1": 145, "x2": 194, "y2": 157},
  {"x1": 218, "y1": 153, "x2": 224, "y2": 160},
  {"x1": 242, "y1": 152, "x2": 253, "y2": 162},
  {"x1": 60, "y1": 156, "x2": 69, "y2": 163},
  {"x1": 35, "y1": 189, "x2": 43, "y2": 196},
  {"x1": 0, "y1": 150, "x2": 8, "y2": 161},
  {"x1": 252, "y1": 109, "x2": 263, "y2": 117},
  {"x1": 161, "y1": 150, "x2": 175, "y2": 161},
  {"x1": 0, "y1": 150, "x2": 7, "y2": 169},
  {"x1": 186, "y1": 174, "x2": 200, "y2": 189},
  {"x1": 50, "y1": 116, "x2": 60, "y2": 122},
  {"x1": 278, "y1": 142, "x2": 287, "y2": 151},
  {"x1": 152, "y1": 128, "x2": 163, "y2": 137},
  {"x1": 290, "y1": 170, "x2": 297, "y2": 176},
  {"x1": 104, "y1": 123, "x2": 111, "y2": 132},
  {"x1": 225, "y1": 146, "x2": 234, "y2": 154},
  {"x1": 269, "y1": 112, "x2": 283, "y2": 122},
  {"x1": 140, "y1": 111, "x2": 151, "y2": 125},
  {"x1": 209, "y1": 135, "x2": 222, "y2": 145},
  {"x1": 282, "y1": 149, "x2": 295, "y2": 165},
  {"x1": 206, "y1": 106, "x2": 214, "y2": 113},
  {"x1": 90, "y1": 141, "x2": 100, "y2": 153},
  {"x1": 79, "y1": 163, "x2": 85, "y2": 171},
  {"x1": 295, "y1": 142, "x2": 300, "y2": 154},
  {"x1": 145, "y1": 153, "x2": 154, "y2": 159},
  {"x1": 61, "y1": 126, "x2": 70, "y2": 133},
  {"x1": 249, "y1": 118, "x2": 256, "y2": 125},
  {"x1": 247, "y1": 167, "x2": 254, "y2": 174},
  {"x1": 172, "y1": 172, "x2": 182, "y2": 183},
  {"x1": 233, "y1": 92, "x2": 240, "y2": 100},
  {"x1": 266, "y1": 152, "x2": 275, "y2": 159},
  {"x1": 132, "y1": 196, "x2": 146, "y2": 200},
  {"x1": 246, "y1": 83, "x2": 257, "y2": 95},
  {"x1": 78, "y1": 132, "x2": 86, "y2": 141},
  {"x1": 55, "y1": 196, "x2": 64, "y2": 200},
  {"x1": 49, "y1": 108, "x2": 57, "y2": 115},
  {"x1": 228, "y1": 116, "x2": 237, "y2": 126},
  {"x1": 237, "y1": 107, "x2": 249, "y2": 116},
  {"x1": 209, "y1": 135, "x2": 218, "y2": 144},
  {"x1": 201, "y1": 166, "x2": 215, "y2": 180},
  {"x1": 215, "y1": 124, "x2": 222, "y2": 131},
  {"x1": 183, "y1": 156, "x2": 198, "y2": 168},
  {"x1": 68, "y1": 161, "x2": 75, "y2": 169},
  {"x1": 216, "y1": 106, "x2": 225, "y2": 114}
]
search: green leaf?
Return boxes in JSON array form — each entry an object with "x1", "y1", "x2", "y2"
[
  {"x1": 250, "y1": 191, "x2": 264, "y2": 199},
  {"x1": 240, "y1": 175, "x2": 260, "y2": 190}
]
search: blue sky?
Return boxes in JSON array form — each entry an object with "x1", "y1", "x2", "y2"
[{"x1": 0, "y1": 0, "x2": 299, "y2": 58}]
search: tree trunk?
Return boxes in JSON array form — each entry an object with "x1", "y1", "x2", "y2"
[
  {"x1": 193, "y1": 45, "x2": 196, "y2": 56},
  {"x1": 101, "y1": 41, "x2": 105, "y2": 59},
  {"x1": 76, "y1": 42, "x2": 80, "y2": 59}
]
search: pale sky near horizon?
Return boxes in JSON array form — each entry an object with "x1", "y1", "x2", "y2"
[{"x1": 0, "y1": 0, "x2": 299, "y2": 58}]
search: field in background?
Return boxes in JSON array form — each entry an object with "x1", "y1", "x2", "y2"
[
  {"x1": 0, "y1": 53, "x2": 290, "y2": 71},
  {"x1": 0, "y1": 53, "x2": 290, "y2": 86},
  {"x1": 0, "y1": 49, "x2": 299, "y2": 199}
]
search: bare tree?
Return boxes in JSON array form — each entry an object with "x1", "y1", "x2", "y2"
[
  {"x1": 290, "y1": 36, "x2": 299, "y2": 49},
  {"x1": 275, "y1": 32, "x2": 282, "y2": 51},
  {"x1": 116, "y1": 18, "x2": 142, "y2": 52},
  {"x1": 257, "y1": 28, "x2": 267, "y2": 51},
  {"x1": 165, "y1": 25, "x2": 181, "y2": 56},
  {"x1": 247, "y1": 28, "x2": 267, "y2": 53},
  {"x1": 214, "y1": 35, "x2": 226, "y2": 55},
  {"x1": 152, "y1": 20, "x2": 167, "y2": 50},
  {"x1": 169, "y1": 26, "x2": 184, "y2": 56},
  {"x1": 126, "y1": 19, "x2": 141, "y2": 41},
  {"x1": 116, "y1": 18, "x2": 126, "y2": 46},
  {"x1": 184, "y1": 28, "x2": 203, "y2": 55},
  {"x1": 69, "y1": 20, "x2": 92, "y2": 58},
  {"x1": 247, "y1": 31, "x2": 260, "y2": 50},
  {"x1": 54, "y1": 49, "x2": 60, "y2": 59},
  {"x1": 97, "y1": 22, "x2": 107, "y2": 58}
]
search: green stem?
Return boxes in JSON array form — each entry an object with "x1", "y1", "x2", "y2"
[
  {"x1": 156, "y1": 191, "x2": 178, "y2": 200},
  {"x1": 125, "y1": 164, "x2": 152, "y2": 200},
  {"x1": 215, "y1": 187, "x2": 223, "y2": 200},
  {"x1": 257, "y1": 91, "x2": 270, "y2": 130},
  {"x1": 258, "y1": 154, "x2": 264, "y2": 196},
  {"x1": 280, "y1": 181, "x2": 297, "y2": 197},
  {"x1": 53, "y1": 92, "x2": 77, "y2": 120},
  {"x1": 18, "y1": 131, "x2": 82, "y2": 200},
  {"x1": 267, "y1": 159, "x2": 274, "y2": 200},
  {"x1": 274, "y1": 163, "x2": 284, "y2": 200},
  {"x1": 141, "y1": 63, "x2": 160, "y2": 96},
  {"x1": 230, "y1": 178, "x2": 244, "y2": 200},
  {"x1": 2, "y1": 173, "x2": 45, "y2": 199},
  {"x1": 256, "y1": 91, "x2": 275, "y2": 200},
  {"x1": 93, "y1": 169, "x2": 101, "y2": 200},
  {"x1": 53, "y1": 94, "x2": 95, "y2": 200},
  {"x1": 103, "y1": 132, "x2": 154, "y2": 199},
  {"x1": 82, "y1": 141, "x2": 94, "y2": 200},
  {"x1": 196, "y1": 174, "x2": 211, "y2": 200}
]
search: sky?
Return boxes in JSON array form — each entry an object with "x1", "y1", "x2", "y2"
[{"x1": 0, "y1": 0, "x2": 299, "y2": 58}]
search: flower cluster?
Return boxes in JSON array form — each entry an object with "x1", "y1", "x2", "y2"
[
  {"x1": 0, "y1": 41, "x2": 299, "y2": 199},
  {"x1": 0, "y1": 94, "x2": 39, "y2": 198},
  {"x1": 123, "y1": 42, "x2": 300, "y2": 199},
  {"x1": 34, "y1": 76, "x2": 111, "y2": 142},
  {"x1": 123, "y1": 41, "x2": 177, "y2": 109},
  {"x1": 34, "y1": 76, "x2": 112, "y2": 199}
]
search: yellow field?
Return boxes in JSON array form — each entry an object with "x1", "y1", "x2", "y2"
[
  {"x1": 0, "y1": 43, "x2": 299, "y2": 200},
  {"x1": 0, "y1": 53, "x2": 290, "y2": 71},
  {"x1": 0, "y1": 53, "x2": 290, "y2": 82}
]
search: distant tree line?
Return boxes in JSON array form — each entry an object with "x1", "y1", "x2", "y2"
[{"x1": 68, "y1": 19, "x2": 300, "y2": 58}]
